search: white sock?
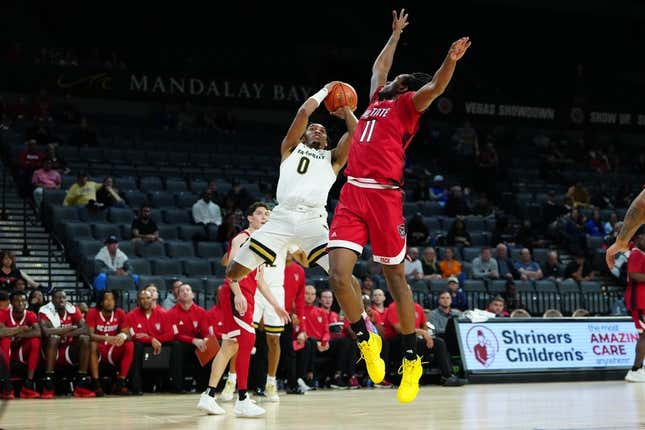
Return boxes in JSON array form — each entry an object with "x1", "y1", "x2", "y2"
[
  {"x1": 228, "y1": 373, "x2": 237, "y2": 383},
  {"x1": 267, "y1": 376, "x2": 276, "y2": 385}
]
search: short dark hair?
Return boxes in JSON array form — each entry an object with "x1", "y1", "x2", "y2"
[
  {"x1": 438, "y1": 288, "x2": 452, "y2": 298},
  {"x1": 403, "y1": 72, "x2": 433, "y2": 91},
  {"x1": 10, "y1": 290, "x2": 27, "y2": 302},
  {"x1": 247, "y1": 202, "x2": 268, "y2": 216}
]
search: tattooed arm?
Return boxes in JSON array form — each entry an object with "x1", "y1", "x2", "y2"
[{"x1": 606, "y1": 188, "x2": 645, "y2": 269}]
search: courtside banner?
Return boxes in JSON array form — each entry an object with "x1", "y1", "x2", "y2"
[{"x1": 455, "y1": 318, "x2": 639, "y2": 373}]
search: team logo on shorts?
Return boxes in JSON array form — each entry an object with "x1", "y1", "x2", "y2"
[{"x1": 398, "y1": 224, "x2": 407, "y2": 238}]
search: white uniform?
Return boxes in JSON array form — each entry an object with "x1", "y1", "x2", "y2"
[
  {"x1": 253, "y1": 247, "x2": 287, "y2": 334},
  {"x1": 235, "y1": 143, "x2": 336, "y2": 273}
]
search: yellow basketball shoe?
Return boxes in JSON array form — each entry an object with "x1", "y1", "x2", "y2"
[
  {"x1": 357, "y1": 332, "x2": 385, "y2": 384},
  {"x1": 397, "y1": 356, "x2": 423, "y2": 403}
]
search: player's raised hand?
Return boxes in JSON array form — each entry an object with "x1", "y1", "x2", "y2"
[
  {"x1": 330, "y1": 106, "x2": 354, "y2": 120},
  {"x1": 448, "y1": 37, "x2": 471, "y2": 61},
  {"x1": 392, "y1": 9, "x2": 409, "y2": 35},
  {"x1": 324, "y1": 81, "x2": 340, "y2": 92},
  {"x1": 606, "y1": 241, "x2": 629, "y2": 270}
]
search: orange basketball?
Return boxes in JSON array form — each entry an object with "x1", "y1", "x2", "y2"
[{"x1": 324, "y1": 82, "x2": 358, "y2": 112}]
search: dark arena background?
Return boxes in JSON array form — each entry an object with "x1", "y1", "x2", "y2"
[{"x1": 0, "y1": 1, "x2": 644, "y2": 429}]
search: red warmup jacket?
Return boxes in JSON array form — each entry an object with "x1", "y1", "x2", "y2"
[
  {"x1": 127, "y1": 306, "x2": 174, "y2": 343},
  {"x1": 284, "y1": 262, "x2": 305, "y2": 321},
  {"x1": 166, "y1": 303, "x2": 207, "y2": 344},
  {"x1": 302, "y1": 304, "x2": 330, "y2": 345}
]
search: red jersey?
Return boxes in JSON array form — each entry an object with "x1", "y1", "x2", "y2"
[
  {"x1": 200, "y1": 305, "x2": 224, "y2": 339},
  {"x1": 345, "y1": 88, "x2": 423, "y2": 186},
  {"x1": 86, "y1": 308, "x2": 128, "y2": 337},
  {"x1": 371, "y1": 306, "x2": 387, "y2": 321},
  {"x1": 0, "y1": 309, "x2": 38, "y2": 329},
  {"x1": 39, "y1": 307, "x2": 83, "y2": 344},
  {"x1": 167, "y1": 303, "x2": 207, "y2": 344},
  {"x1": 302, "y1": 304, "x2": 330, "y2": 345},
  {"x1": 284, "y1": 261, "x2": 305, "y2": 320},
  {"x1": 627, "y1": 248, "x2": 645, "y2": 310},
  {"x1": 225, "y1": 230, "x2": 258, "y2": 296},
  {"x1": 382, "y1": 302, "x2": 426, "y2": 340},
  {"x1": 127, "y1": 306, "x2": 174, "y2": 343}
]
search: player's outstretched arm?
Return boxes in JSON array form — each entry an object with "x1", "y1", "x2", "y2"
[
  {"x1": 280, "y1": 81, "x2": 339, "y2": 161},
  {"x1": 607, "y1": 188, "x2": 645, "y2": 269},
  {"x1": 15, "y1": 322, "x2": 41, "y2": 339},
  {"x1": 370, "y1": 9, "x2": 408, "y2": 99},
  {"x1": 412, "y1": 37, "x2": 471, "y2": 112},
  {"x1": 331, "y1": 106, "x2": 358, "y2": 172}
]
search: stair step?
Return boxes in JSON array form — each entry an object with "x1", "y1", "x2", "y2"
[
  {"x1": 22, "y1": 268, "x2": 76, "y2": 275},
  {"x1": 0, "y1": 238, "x2": 52, "y2": 245},
  {"x1": 18, "y1": 264, "x2": 71, "y2": 270},
  {"x1": 0, "y1": 232, "x2": 50, "y2": 238},
  {"x1": 13, "y1": 250, "x2": 64, "y2": 257},
  {"x1": 0, "y1": 221, "x2": 42, "y2": 227}
]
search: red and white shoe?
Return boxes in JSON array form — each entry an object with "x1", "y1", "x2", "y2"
[
  {"x1": 19, "y1": 384, "x2": 40, "y2": 399},
  {"x1": 73, "y1": 386, "x2": 97, "y2": 398}
]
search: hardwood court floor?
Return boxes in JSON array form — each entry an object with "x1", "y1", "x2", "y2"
[{"x1": 2, "y1": 381, "x2": 645, "y2": 430}]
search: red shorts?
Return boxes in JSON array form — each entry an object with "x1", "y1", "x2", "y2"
[
  {"x1": 10, "y1": 339, "x2": 38, "y2": 364},
  {"x1": 219, "y1": 283, "x2": 256, "y2": 339},
  {"x1": 329, "y1": 183, "x2": 407, "y2": 264},
  {"x1": 97, "y1": 343, "x2": 127, "y2": 366},
  {"x1": 632, "y1": 309, "x2": 645, "y2": 332},
  {"x1": 51, "y1": 344, "x2": 76, "y2": 366}
]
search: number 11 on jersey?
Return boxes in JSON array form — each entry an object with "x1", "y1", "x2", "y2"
[{"x1": 359, "y1": 119, "x2": 376, "y2": 143}]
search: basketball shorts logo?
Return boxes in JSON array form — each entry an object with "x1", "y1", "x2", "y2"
[{"x1": 398, "y1": 224, "x2": 407, "y2": 238}]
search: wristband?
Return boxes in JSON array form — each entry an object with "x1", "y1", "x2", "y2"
[
  {"x1": 310, "y1": 87, "x2": 329, "y2": 106},
  {"x1": 118, "y1": 333, "x2": 128, "y2": 340}
]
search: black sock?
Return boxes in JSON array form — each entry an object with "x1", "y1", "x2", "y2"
[
  {"x1": 350, "y1": 318, "x2": 370, "y2": 343},
  {"x1": 402, "y1": 333, "x2": 417, "y2": 361},
  {"x1": 632, "y1": 365, "x2": 642, "y2": 372},
  {"x1": 207, "y1": 386, "x2": 217, "y2": 397},
  {"x1": 238, "y1": 389, "x2": 247, "y2": 401}
]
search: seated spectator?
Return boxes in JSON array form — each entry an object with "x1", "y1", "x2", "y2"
[
  {"x1": 131, "y1": 206, "x2": 161, "y2": 245},
  {"x1": 0, "y1": 251, "x2": 39, "y2": 290},
  {"x1": 145, "y1": 283, "x2": 161, "y2": 309},
  {"x1": 495, "y1": 243, "x2": 520, "y2": 280},
  {"x1": 542, "y1": 251, "x2": 563, "y2": 281},
  {"x1": 439, "y1": 248, "x2": 462, "y2": 279},
  {"x1": 361, "y1": 276, "x2": 374, "y2": 295},
  {"x1": 192, "y1": 190, "x2": 222, "y2": 228},
  {"x1": 510, "y1": 309, "x2": 531, "y2": 318},
  {"x1": 93, "y1": 236, "x2": 139, "y2": 292},
  {"x1": 563, "y1": 208, "x2": 588, "y2": 253},
  {"x1": 514, "y1": 248, "x2": 543, "y2": 280},
  {"x1": 486, "y1": 296, "x2": 509, "y2": 317},
  {"x1": 404, "y1": 247, "x2": 424, "y2": 282},
  {"x1": 370, "y1": 289, "x2": 387, "y2": 320},
  {"x1": 429, "y1": 175, "x2": 448, "y2": 207},
  {"x1": 428, "y1": 290, "x2": 461, "y2": 335},
  {"x1": 96, "y1": 176, "x2": 126, "y2": 209},
  {"x1": 603, "y1": 213, "x2": 619, "y2": 236},
  {"x1": 471, "y1": 247, "x2": 499, "y2": 280},
  {"x1": 421, "y1": 247, "x2": 443, "y2": 280},
  {"x1": 503, "y1": 280, "x2": 524, "y2": 312},
  {"x1": 585, "y1": 208, "x2": 604, "y2": 237},
  {"x1": 32, "y1": 158, "x2": 61, "y2": 211},
  {"x1": 163, "y1": 280, "x2": 183, "y2": 310},
  {"x1": 564, "y1": 250, "x2": 594, "y2": 281},
  {"x1": 407, "y1": 213, "x2": 429, "y2": 246},
  {"x1": 63, "y1": 171, "x2": 101, "y2": 208},
  {"x1": 206, "y1": 180, "x2": 223, "y2": 206},
  {"x1": 566, "y1": 181, "x2": 591, "y2": 208},
  {"x1": 17, "y1": 139, "x2": 44, "y2": 196},
  {"x1": 447, "y1": 276, "x2": 468, "y2": 311},
  {"x1": 542, "y1": 309, "x2": 563, "y2": 318},
  {"x1": 572, "y1": 308, "x2": 591, "y2": 317},
  {"x1": 447, "y1": 218, "x2": 471, "y2": 247}
]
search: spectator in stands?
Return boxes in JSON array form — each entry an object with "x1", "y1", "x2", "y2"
[
  {"x1": 503, "y1": 280, "x2": 524, "y2": 312},
  {"x1": 404, "y1": 247, "x2": 424, "y2": 282},
  {"x1": 192, "y1": 190, "x2": 222, "y2": 230},
  {"x1": 31, "y1": 158, "x2": 61, "y2": 211},
  {"x1": 226, "y1": 179, "x2": 253, "y2": 212},
  {"x1": 563, "y1": 208, "x2": 588, "y2": 253},
  {"x1": 145, "y1": 283, "x2": 161, "y2": 309},
  {"x1": 491, "y1": 215, "x2": 515, "y2": 245},
  {"x1": 206, "y1": 180, "x2": 223, "y2": 206},
  {"x1": 298, "y1": 285, "x2": 330, "y2": 389},
  {"x1": 407, "y1": 213, "x2": 429, "y2": 246},
  {"x1": 216, "y1": 212, "x2": 240, "y2": 243},
  {"x1": 44, "y1": 143, "x2": 69, "y2": 174},
  {"x1": 93, "y1": 235, "x2": 139, "y2": 292},
  {"x1": 514, "y1": 248, "x2": 543, "y2": 280},
  {"x1": 13, "y1": 278, "x2": 27, "y2": 292},
  {"x1": 167, "y1": 283, "x2": 208, "y2": 393},
  {"x1": 421, "y1": 247, "x2": 443, "y2": 280},
  {"x1": 471, "y1": 247, "x2": 499, "y2": 280},
  {"x1": 572, "y1": 308, "x2": 591, "y2": 317},
  {"x1": 542, "y1": 251, "x2": 563, "y2": 281},
  {"x1": 589, "y1": 149, "x2": 610, "y2": 173},
  {"x1": 495, "y1": 243, "x2": 520, "y2": 280},
  {"x1": 439, "y1": 248, "x2": 462, "y2": 279},
  {"x1": 0, "y1": 251, "x2": 39, "y2": 290},
  {"x1": 486, "y1": 296, "x2": 509, "y2": 317},
  {"x1": 370, "y1": 289, "x2": 387, "y2": 320},
  {"x1": 68, "y1": 117, "x2": 98, "y2": 147},
  {"x1": 585, "y1": 208, "x2": 604, "y2": 237},
  {"x1": 444, "y1": 185, "x2": 471, "y2": 217},
  {"x1": 604, "y1": 212, "x2": 619, "y2": 236},
  {"x1": 96, "y1": 176, "x2": 126, "y2": 209},
  {"x1": 62, "y1": 171, "x2": 101, "y2": 208},
  {"x1": 428, "y1": 290, "x2": 461, "y2": 335},
  {"x1": 361, "y1": 276, "x2": 374, "y2": 295},
  {"x1": 510, "y1": 309, "x2": 531, "y2": 318},
  {"x1": 543, "y1": 309, "x2": 563, "y2": 318},
  {"x1": 446, "y1": 276, "x2": 468, "y2": 311},
  {"x1": 564, "y1": 250, "x2": 594, "y2": 281},
  {"x1": 17, "y1": 139, "x2": 44, "y2": 196},
  {"x1": 447, "y1": 218, "x2": 471, "y2": 247},
  {"x1": 162, "y1": 280, "x2": 183, "y2": 310},
  {"x1": 28, "y1": 289, "x2": 44, "y2": 313},
  {"x1": 566, "y1": 182, "x2": 591, "y2": 208},
  {"x1": 429, "y1": 175, "x2": 448, "y2": 207},
  {"x1": 127, "y1": 289, "x2": 174, "y2": 395},
  {"x1": 131, "y1": 206, "x2": 161, "y2": 248},
  {"x1": 542, "y1": 191, "x2": 567, "y2": 227}
]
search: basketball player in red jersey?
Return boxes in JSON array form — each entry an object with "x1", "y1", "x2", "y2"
[
  {"x1": 0, "y1": 291, "x2": 41, "y2": 399},
  {"x1": 197, "y1": 202, "x2": 290, "y2": 418},
  {"x1": 327, "y1": 9, "x2": 471, "y2": 403},
  {"x1": 607, "y1": 187, "x2": 645, "y2": 270}
]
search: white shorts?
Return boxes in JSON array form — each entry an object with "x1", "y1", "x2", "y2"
[
  {"x1": 234, "y1": 205, "x2": 330, "y2": 272},
  {"x1": 253, "y1": 285, "x2": 285, "y2": 335}
]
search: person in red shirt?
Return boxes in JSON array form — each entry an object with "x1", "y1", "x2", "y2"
[
  {"x1": 127, "y1": 289, "x2": 174, "y2": 395},
  {"x1": 326, "y1": 9, "x2": 471, "y2": 403},
  {"x1": 281, "y1": 251, "x2": 307, "y2": 394},
  {"x1": 86, "y1": 290, "x2": 133, "y2": 396},
  {"x1": 39, "y1": 289, "x2": 95, "y2": 398},
  {"x1": 370, "y1": 288, "x2": 387, "y2": 322},
  {"x1": 294, "y1": 285, "x2": 329, "y2": 389},
  {"x1": 382, "y1": 297, "x2": 465, "y2": 386},
  {"x1": 625, "y1": 233, "x2": 645, "y2": 382},
  {"x1": 166, "y1": 283, "x2": 208, "y2": 393},
  {"x1": 0, "y1": 291, "x2": 41, "y2": 399}
]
